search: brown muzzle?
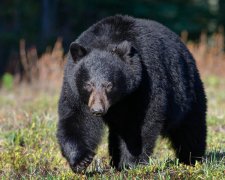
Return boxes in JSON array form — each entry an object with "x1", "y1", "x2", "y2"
[{"x1": 88, "y1": 90, "x2": 109, "y2": 116}]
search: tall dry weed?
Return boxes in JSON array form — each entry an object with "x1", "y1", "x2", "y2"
[
  {"x1": 5, "y1": 29, "x2": 225, "y2": 89},
  {"x1": 16, "y1": 38, "x2": 65, "y2": 88},
  {"x1": 184, "y1": 27, "x2": 225, "y2": 77}
]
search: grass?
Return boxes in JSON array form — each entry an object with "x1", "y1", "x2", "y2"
[{"x1": 0, "y1": 76, "x2": 225, "y2": 179}]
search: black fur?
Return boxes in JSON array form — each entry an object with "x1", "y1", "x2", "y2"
[{"x1": 57, "y1": 15, "x2": 207, "y2": 172}]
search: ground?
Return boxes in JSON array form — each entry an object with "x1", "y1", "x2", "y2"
[{"x1": 0, "y1": 75, "x2": 224, "y2": 179}]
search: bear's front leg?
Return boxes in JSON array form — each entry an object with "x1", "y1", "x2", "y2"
[
  {"x1": 110, "y1": 131, "x2": 142, "y2": 170},
  {"x1": 116, "y1": 122, "x2": 163, "y2": 169},
  {"x1": 117, "y1": 93, "x2": 166, "y2": 169},
  {"x1": 118, "y1": 140, "x2": 139, "y2": 169},
  {"x1": 137, "y1": 93, "x2": 167, "y2": 165},
  {"x1": 57, "y1": 99, "x2": 104, "y2": 173},
  {"x1": 58, "y1": 132, "x2": 96, "y2": 173}
]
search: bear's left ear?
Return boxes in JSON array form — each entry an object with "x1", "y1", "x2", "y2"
[
  {"x1": 113, "y1": 41, "x2": 138, "y2": 62},
  {"x1": 70, "y1": 42, "x2": 87, "y2": 63}
]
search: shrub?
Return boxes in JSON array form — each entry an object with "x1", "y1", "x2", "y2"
[{"x1": 2, "y1": 73, "x2": 14, "y2": 90}]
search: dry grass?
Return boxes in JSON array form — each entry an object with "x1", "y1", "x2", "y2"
[
  {"x1": 182, "y1": 28, "x2": 225, "y2": 77},
  {"x1": 4, "y1": 28, "x2": 225, "y2": 88},
  {"x1": 8, "y1": 38, "x2": 65, "y2": 89}
]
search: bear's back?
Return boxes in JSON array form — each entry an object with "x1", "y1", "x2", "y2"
[
  {"x1": 75, "y1": 15, "x2": 179, "y2": 50},
  {"x1": 75, "y1": 15, "x2": 135, "y2": 49}
]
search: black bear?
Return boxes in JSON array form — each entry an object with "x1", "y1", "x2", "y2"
[{"x1": 57, "y1": 15, "x2": 207, "y2": 172}]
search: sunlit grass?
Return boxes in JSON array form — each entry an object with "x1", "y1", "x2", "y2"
[{"x1": 0, "y1": 76, "x2": 224, "y2": 179}]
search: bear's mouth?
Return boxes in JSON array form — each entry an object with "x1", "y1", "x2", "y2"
[{"x1": 92, "y1": 111, "x2": 105, "y2": 116}]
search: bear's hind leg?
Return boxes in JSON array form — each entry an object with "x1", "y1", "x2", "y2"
[{"x1": 168, "y1": 111, "x2": 207, "y2": 165}]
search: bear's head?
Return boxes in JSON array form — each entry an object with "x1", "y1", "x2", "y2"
[{"x1": 70, "y1": 41, "x2": 142, "y2": 116}]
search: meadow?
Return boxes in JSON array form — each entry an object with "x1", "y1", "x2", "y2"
[{"x1": 0, "y1": 33, "x2": 225, "y2": 179}]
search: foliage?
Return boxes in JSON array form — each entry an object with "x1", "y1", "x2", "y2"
[
  {"x1": 1, "y1": 73, "x2": 14, "y2": 90},
  {"x1": 0, "y1": 75, "x2": 224, "y2": 179},
  {"x1": 0, "y1": 0, "x2": 224, "y2": 75}
]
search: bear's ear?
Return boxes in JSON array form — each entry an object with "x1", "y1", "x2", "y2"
[
  {"x1": 113, "y1": 41, "x2": 138, "y2": 62},
  {"x1": 69, "y1": 42, "x2": 87, "y2": 62}
]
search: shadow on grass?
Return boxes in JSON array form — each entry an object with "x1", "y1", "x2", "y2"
[
  {"x1": 84, "y1": 158, "x2": 176, "y2": 177},
  {"x1": 82, "y1": 152, "x2": 225, "y2": 177},
  {"x1": 85, "y1": 170, "x2": 110, "y2": 177},
  {"x1": 205, "y1": 151, "x2": 225, "y2": 162}
]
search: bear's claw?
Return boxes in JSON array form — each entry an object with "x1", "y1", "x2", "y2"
[{"x1": 71, "y1": 153, "x2": 95, "y2": 173}]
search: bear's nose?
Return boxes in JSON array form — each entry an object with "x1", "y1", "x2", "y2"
[{"x1": 91, "y1": 107, "x2": 104, "y2": 116}]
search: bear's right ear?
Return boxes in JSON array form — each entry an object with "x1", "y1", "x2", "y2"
[
  {"x1": 69, "y1": 42, "x2": 87, "y2": 63},
  {"x1": 112, "y1": 41, "x2": 139, "y2": 64}
]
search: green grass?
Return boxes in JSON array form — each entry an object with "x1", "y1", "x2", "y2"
[{"x1": 0, "y1": 76, "x2": 225, "y2": 179}]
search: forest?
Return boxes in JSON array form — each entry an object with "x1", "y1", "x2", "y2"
[{"x1": 0, "y1": 0, "x2": 225, "y2": 75}]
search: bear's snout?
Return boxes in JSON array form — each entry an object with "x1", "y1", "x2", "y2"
[
  {"x1": 88, "y1": 90, "x2": 109, "y2": 116},
  {"x1": 90, "y1": 106, "x2": 104, "y2": 116}
]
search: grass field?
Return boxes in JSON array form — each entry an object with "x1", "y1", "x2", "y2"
[{"x1": 0, "y1": 75, "x2": 224, "y2": 179}]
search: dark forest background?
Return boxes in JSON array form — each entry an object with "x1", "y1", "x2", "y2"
[{"x1": 0, "y1": 0, "x2": 225, "y2": 75}]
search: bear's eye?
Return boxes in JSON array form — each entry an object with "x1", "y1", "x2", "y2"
[
  {"x1": 105, "y1": 82, "x2": 113, "y2": 92},
  {"x1": 84, "y1": 82, "x2": 93, "y2": 92}
]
